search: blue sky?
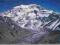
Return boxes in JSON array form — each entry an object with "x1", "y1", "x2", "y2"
[{"x1": 0, "y1": 0, "x2": 60, "y2": 12}]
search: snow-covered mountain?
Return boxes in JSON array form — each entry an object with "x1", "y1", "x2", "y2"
[{"x1": 0, "y1": 4, "x2": 60, "y2": 43}]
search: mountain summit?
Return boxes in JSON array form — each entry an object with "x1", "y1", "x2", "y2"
[{"x1": 2, "y1": 4, "x2": 55, "y2": 31}]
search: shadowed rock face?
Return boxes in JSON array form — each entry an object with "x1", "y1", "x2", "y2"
[
  {"x1": 0, "y1": 4, "x2": 60, "y2": 44},
  {"x1": 0, "y1": 16, "x2": 32, "y2": 43}
]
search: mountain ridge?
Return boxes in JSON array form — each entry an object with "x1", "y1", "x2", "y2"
[{"x1": 0, "y1": 4, "x2": 60, "y2": 43}]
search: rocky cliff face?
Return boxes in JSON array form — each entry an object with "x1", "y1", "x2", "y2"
[{"x1": 0, "y1": 4, "x2": 60, "y2": 44}]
